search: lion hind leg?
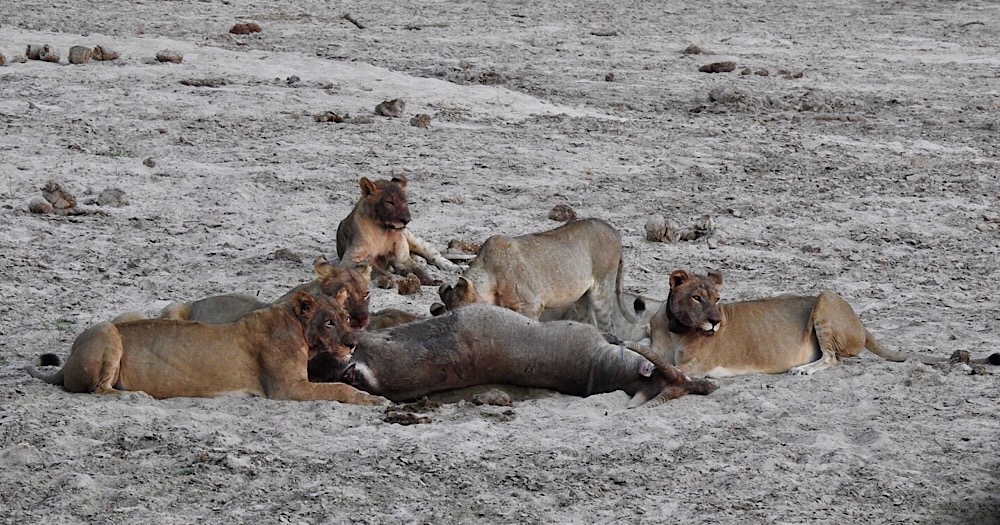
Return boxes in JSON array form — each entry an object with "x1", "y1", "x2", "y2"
[{"x1": 789, "y1": 292, "x2": 866, "y2": 375}]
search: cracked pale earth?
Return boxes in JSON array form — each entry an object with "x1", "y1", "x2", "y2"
[{"x1": 1, "y1": 0, "x2": 998, "y2": 523}]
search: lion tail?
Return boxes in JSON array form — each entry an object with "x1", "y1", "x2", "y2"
[
  {"x1": 865, "y1": 330, "x2": 999, "y2": 365},
  {"x1": 404, "y1": 229, "x2": 459, "y2": 272},
  {"x1": 25, "y1": 364, "x2": 64, "y2": 385}
]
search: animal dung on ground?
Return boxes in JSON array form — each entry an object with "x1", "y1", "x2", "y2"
[
  {"x1": 155, "y1": 49, "x2": 183, "y2": 64},
  {"x1": 375, "y1": 98, "x2": 405, "y2": 118},
  {"x1": 646, "y1": 214, "x2": 715, "y2": 243},
  {"x1": 315, "y1": 111, "x2": 346, "y2": 123},
  {"x1": 91, "y1": 45, "x2": 119, "y2": 61},
  {"x1": 605, "y1": 72, "x2": 615, "y2": 82},
  {"x1": 68, "y1": 46, "x2": 92, "y2": 65},
  {"x1": 548, "y1": 203, "x2": 577, "y2": 222},
  {"x1": 41, "y1": 181, "x2": 77, "y2": 210},
  {"x1": 96, "y1": 188, "x2": 128, "y2": 207},
  {"x1": 396, "y1": 274, "x2": 422, "y2": 295},
  {"x1": 180, "y1": 78, "x2": 230, "y2": 88},
  {"x1": 472, "y1": 389, "x2": 513, "y2": 407},
  {"x1": 229, "y1": 22, "x2": 262, "y2": 34},
  {"x1": 699, "y1": 60, "x2": 737, "y2": 73},
  {"x1": 28, "y1": 197, "x2": 54, "y2": 215},
  {"x1": 25, "y1": 44, "x2": 43, "y2": 60},
  {"x1": 384, "y1": 409, "x2": 431, "y2": 425},
  {"x1": 409, "y1": 114, "x2": 431, "y2": 128}
]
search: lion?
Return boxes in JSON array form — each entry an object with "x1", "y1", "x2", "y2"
[
  {"x1": 647, "y1": 269, "x2": 1000, "y2": 377},
  {"x1": 26, "y1": 291, "x2": 388, "y2": 404},
  {"x1": 431, "y1": 218, "x2": 643, "y2": 340},
  {"x1": 336, "y1": 175, "x2": 457, "y2": 289},
  {"x1": 160, "y1": 257, "x2": 372, "y2": 330}
]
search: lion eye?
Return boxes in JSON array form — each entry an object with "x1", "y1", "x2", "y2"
[
  {"x1": 692, "y1": 295, "x2": 703, "y2": 303},
  {"x1": 324, "y1": 319, "x2": 335, "y2": 327},
  {"x1": 364, "y1": 292, "x2": 371, "y2": 300}
]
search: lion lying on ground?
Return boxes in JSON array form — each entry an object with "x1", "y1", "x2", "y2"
[
  {"x1": 26, "y1": 292, "x2": 388, "y2": 404},
  {"x1": 160, "y1": 257, "x2": 372, "y2": 330},
  {"x1": 648, "y1": 269, "x2": 1000, "y2": 377},
  {"x1": 432, "y1": 218, "x2": 643, "y2": 341},
  {"x1": 336, "y1": 175, "x2": 457, "y2": 289}
]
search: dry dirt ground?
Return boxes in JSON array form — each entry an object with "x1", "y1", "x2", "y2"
[{"x1": 1, "y1": 0, "x2": 999, "y2": 523}]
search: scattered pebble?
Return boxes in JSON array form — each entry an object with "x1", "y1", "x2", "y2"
[
  {"x1": 384, "y1": 410, "x2": 431, "y2": 425},
  {"x1": 39, "y1": 45, "x2": 60, "y2": 63},
  {"x1": 754, "y1": 68, "x2": 770, "y2": 76},
  {"x1": 271, "y1": 248, "x2": 302, "y2": 263},
  {"x1": 683, "y1": 44, "x2": 709, "y2": 55},
  {"x1": 315, "y1": 111, "x2": 347, "y2": 123},
  {"x1": 740, "y1": 67, "x2": 752, "y2": 75},
  {"x1": 143, "y1": 158, "x2": 156, "y2": 168},
  {"x1": 605, "y1": 72, "x2": 615, "y2": 82},
  {"x1": 699, "y1": 61, "x2": 736, "y2": 73}
]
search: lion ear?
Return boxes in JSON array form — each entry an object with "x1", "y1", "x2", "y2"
[
  {"x1": 390, "y1": 174, "x2": 408, "y2": 190},
  {"x1": 706, "y1": 271, "x2": 724, "y2": 287},
  {"x1": 456, "y1": 276, "x2": 476, "y2": 300},
  {"x1": 292, "y1": 291, "x2": 317, "y2": 318},
  {"x1": 314, "y1": 256, "x2": 335, "y2": 278},
  {"x1": 669, "y1": 270, "x2": 690, "y2": 290},
  {"x1": 359, "y1": 177, "x2": 378, "y2": 196}
]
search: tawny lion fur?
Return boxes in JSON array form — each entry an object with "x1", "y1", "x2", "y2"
[
  {"x1": 26, "y1": 292, "x2": 388, "y2": 405},
  {"x1": 648, "y1": 269, "x2": 999, "y2": 377},
  {"x1": 336, "y1": 175, "x2": 457, "y2": 288},
  {"x1": 433, "y1": 218, "x2": 641, "y2": 340}
]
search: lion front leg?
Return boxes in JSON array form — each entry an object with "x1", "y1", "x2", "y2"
[{"x1": 275, "y1": 380, "x2": 391, "y2": 405}]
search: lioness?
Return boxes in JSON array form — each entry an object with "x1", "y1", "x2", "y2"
[
  {"x1": 648, "y1": 269, "x2": 1000, "y2": 377},
  {"x1": 160, "y1": 257, "x2": 372, "y2": 330},
  {"x1": 336, "y1": 175, "x2": 457, "y2": 289},
  {"x1": 26, "y1": 292, "x2": 388, "y2": 404},
  {"x1": 432, "y1": 218, "x2": 642, "y2": 340}
]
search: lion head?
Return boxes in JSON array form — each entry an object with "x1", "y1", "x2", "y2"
[
  {"x1": 291, "y1": 291, "x2": 357, "y2": 366},
  {"x1": 359, "y1": 175, "x2": 411, "y2": 230},
  {"x1": 313, "y1": 257, "x2": 372, "y2": 330},
  {"x1": 666, "y1": 269, "x2": 724, "y2": 336}
]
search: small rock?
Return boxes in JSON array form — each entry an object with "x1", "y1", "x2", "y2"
[
  {"x1": 645, "y1": 215, "x2": 677, "y2": 242},
  {"x1": 682, "y1": 44, "x2": 707, "y2": 55},
  {"x1": 699, "y1": 61, "x2": 736, "y2": 73},
  {"x1": 604, "y1": 72, "x2": 615, "y2": 82},
  {"x1": 384, "y1": 410, "x2": 432, "y2": 425},
  {"x1": 96, "y1": 188, "x2": 128, "y2": 207},
  {"x1": 155, "y1": 49, "x2": 183, "y2": 64},
  {"x1": 286, "y1": 75, "x2": 300, "y2": 85},
  {"x1": 409, "y1": 113, "x2": 432, "y2": 128},
  {"x1": 25, "y1": 44, "x2": 43, "y2": 60},
  {"x1": 68, "y1": 45, "x2": 92, "y2": 65},
  {"x1": 948, "y1": 350, "x2": 971, "y2": 365},
  {"x1": 740, "y1": 67, "x2": 752, "y2": 75},
  {"x1": 143, "y1": 158, "x2": 156, "y2": 168},
  {"x1": 28, "y1": 197, "x2": 53, "y2": 215},
  {"x1": 375, "y1": 98, "x2": 405, "y2": 118},
  {"x1": 754, "y1": 69, "x2": 769, "y2": 77},
  {"x1": 548, "y1": 204, "x2": 577, "y2": 222},
  {"x1": 396, "y1": 274, "x2": 422, "y2": 296}
]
